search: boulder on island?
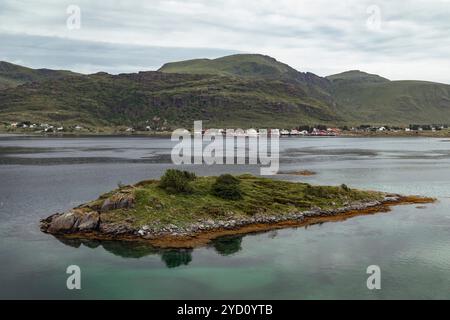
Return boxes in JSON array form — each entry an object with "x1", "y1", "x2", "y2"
[
  {"x1": 42, "y1": 210, "x2": 100, "y2": 234},
  {"x1": 100, "y1": 193, "x2": 135, "y2": 212}
]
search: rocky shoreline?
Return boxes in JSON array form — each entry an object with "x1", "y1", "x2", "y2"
[{"x1": 40, "y1": 193, "x2": 434, "y2": 248}]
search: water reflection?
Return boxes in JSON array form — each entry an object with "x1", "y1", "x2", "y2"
[
  {"x1": 161, "y1": 250, "x2": 193, "y2": 268},
  {"x1": 54, "y1": 234, "x2": 244, "y2": 268},
  {"x1": 210, "y1": 235, "x2": 243, "y2": 256}
]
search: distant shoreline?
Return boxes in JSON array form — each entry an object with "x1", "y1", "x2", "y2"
[{"x1": 2, "y1": 130, "x2": 450, "y2": 138}]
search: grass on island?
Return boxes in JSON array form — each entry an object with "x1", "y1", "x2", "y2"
[{"x1": 92, "y1": 171, "x2": 384, "y2": 230}]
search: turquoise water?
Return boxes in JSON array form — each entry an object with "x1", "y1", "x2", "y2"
[{"x1": 0, "y1": 136, "x2": 449, "y2": 299}]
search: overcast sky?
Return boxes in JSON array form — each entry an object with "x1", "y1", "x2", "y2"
[{"x1": 1, "y1": 0, "x2": 450, "y2": 83}]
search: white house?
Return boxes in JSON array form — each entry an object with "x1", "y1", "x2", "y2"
[
  {"x1": 270, "y1": 129, "x2": 280, "y2": 136},
  {"x1": 206, "y1": 128, "x2": 224, "y2": 135}
]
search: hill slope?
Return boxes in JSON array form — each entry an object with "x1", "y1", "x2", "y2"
[
  {"x1": 160, "y1": 54, "x2": 333, "y2": 109},
  {"x1": 0, "y1": 61, "x2": 78, "y2": 90},
  {"x1": 159, "y1": 54, "x2": 328, "y2": 86},
  {"x1": 2, "y1": 55, "x2": 450, "y2": 129},
  {"x1": 0, "y1": 70, "x2": 341, "y2": 129},
  {"x1": 327, "y1": 70, "x2": 450, "y2": 124},
  {"x1": 327, "y1": 70, "x2": 389, "y2": 84},
  {"x1": 159, "y1": 54, "x2": 295, "y2": 78}
]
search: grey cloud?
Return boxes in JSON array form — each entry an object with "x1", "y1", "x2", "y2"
[
  {"x1": 0, "y1": 33, "x2": 238, "y2": 74},
  {"x1": 0, "y1": 0, "x2": 450, "y2": 82}
]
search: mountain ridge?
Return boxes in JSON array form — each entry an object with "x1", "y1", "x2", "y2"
[
  {"x1": 327, "y1": 70, "x2": 390, "y2": 83},
  {"x1": 0, "y1": 61, "x2": 78, "y2": 90},
  {"x1": 1, "y1": 54, "x2": 450, "y2": 128}
]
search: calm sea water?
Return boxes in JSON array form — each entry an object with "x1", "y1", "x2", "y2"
[{"x1": 0, "y1": 135, "x2": 449, "y2": 299}]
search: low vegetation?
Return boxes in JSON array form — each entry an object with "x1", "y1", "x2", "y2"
[
  {"x1": 96, "y1": 171, "x2": 384, "y2": 229},
  {"x1": 159, "y1": 169, "x2": 197, "y2": 194},
  {"x1": 211, "y1": 174, "x2": 243, "y2": 200}
]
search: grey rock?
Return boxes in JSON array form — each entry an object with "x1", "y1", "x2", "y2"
[
  {"x1": 77, "y1": 211, "x2": 100, "y2": 231},
  {"x1": 47, "y1": 211, "x2": 78, "y2": 233},
  {"x1": 100, "y1": 193, "x2": 135, "y2": 212},
  {"x1": 45, "y1": 210, "x2": 99, "y2": 234}
]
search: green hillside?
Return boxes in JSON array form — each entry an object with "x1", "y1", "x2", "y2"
[
  {"x1": 327, "y1": 71, "x2": 450, "y2": 124},
  {"x1": 159, "y1": 54, "x2": 299, "y2": 79},
  {"x1": 0, "y1": 70, "x2": 340, "y2": 129},
  {"x1": 0, "y1": 61, "x2": 78, "y2": 90},
  {"x1": 1, "y1": 55, "x2": 450, "y2": 130},
  {"x1": 327, "y1": 70, "x2": 389, "y2": 84},
  {"x1": 160, "y1": 54, "x2": 333, "y2": 108}
]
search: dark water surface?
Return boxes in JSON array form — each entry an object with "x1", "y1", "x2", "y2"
[{"x1": 0, "y1": 135, "x2": 449, "y2": 299}]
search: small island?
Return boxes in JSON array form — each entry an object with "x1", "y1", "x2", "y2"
[{"x1": 40, "y1": 170, "x2": 434, "y2": 248}]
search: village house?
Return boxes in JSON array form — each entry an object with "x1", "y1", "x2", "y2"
[
  {"x1": 245, "y1": 128, "x2": 258, "y2": 136},
  {"x1": 270, "y1": 129, "x2": 280, "y2": 136}
]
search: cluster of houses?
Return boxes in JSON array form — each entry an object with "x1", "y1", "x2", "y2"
[
  {"x1": 117, "y1": 126, "x2": 341, "y2": 136},
  {"x1": 349, "y1": 124, "x2": 449, "y2": 133},
  {"x1": 104, "y1": 125, "x2": 345, "y2": 136},
  {"x1": 125, "y1": 125, "x2": 168, "y2": 133},
  {"x1": 8, "y1": 120, "x2": 449, "y2": 135},
  {"x1": 184, "y1": 127, "x2": 342, "y2": 137},
  {"x1": 279, "y1": 128, "x2": 341, "y2": 136},
  {"x1": 7, "y1": 122, "x2": 84, "y2": 132},
  {"x1": 185, "y1": 124, "x2": 450, "y2": 136}
]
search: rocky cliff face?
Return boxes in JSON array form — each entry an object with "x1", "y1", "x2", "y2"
[
  {"x1": 40, "y1": 192, "x2": 136, "y2": 235},
  {"x1": 42, "y1": 210, "x2": 100, "y2": 234}
]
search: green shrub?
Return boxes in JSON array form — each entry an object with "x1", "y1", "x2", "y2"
[
  {"x1": 159, "y1": 169, "x2": 196, "y2": 194},
  {"x1": 211, "y1": 174, "x2": 243, "y2": 200},
  {"x1": 341, "y1": 184, "x2": 350, "y2": 192}
]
